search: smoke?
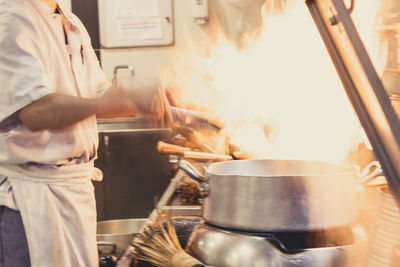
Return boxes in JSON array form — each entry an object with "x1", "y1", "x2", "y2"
[
  {"x1": 374, "y1": 0, "x2": 400, "y2": 25},
  {"x1": 263, "y1": 0, "x2": 295, "y2": 15}
]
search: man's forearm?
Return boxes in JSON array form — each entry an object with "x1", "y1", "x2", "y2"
[{"x1": 18, "y1": 92, "x2": 137, "y2": 131}]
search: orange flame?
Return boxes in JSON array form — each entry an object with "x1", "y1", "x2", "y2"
[{"x1": 160, "y1": 0, "x2": 385, "y2": 164}]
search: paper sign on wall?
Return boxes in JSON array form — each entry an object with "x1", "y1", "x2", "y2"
[
  {"x1": 117, "y1": 17, "x2": 162, "y2": 40},
  {"x1": 114, "y1": 0, "x2": 160, "y2": 18},
  {"x1": 98, "y1": 0, "x2": 174, "y2": 48}
]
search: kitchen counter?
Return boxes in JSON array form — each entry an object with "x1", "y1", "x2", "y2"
[{"x1": 97, "y1": 116, "x2": 169, "y2": 133}]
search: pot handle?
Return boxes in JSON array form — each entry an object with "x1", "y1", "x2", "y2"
[
  {"x1": 178, "y1": 160, "x2": 206, "y2": 183},
  {"x1": 359, "y1": 161, "x2": 383, "y2": 184},
  {"x1": 97, "y1": 241, "x2": 117, "y2": 254}
]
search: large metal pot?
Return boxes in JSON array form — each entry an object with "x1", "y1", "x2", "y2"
[
  {"x1": 365, "y1": 186, "x2": 400, "y2": 266},
  {"x1": 97, "y1": 218, "x2": 147, "y2": 256},
  {"x1": 179, "y1": 159, "x2": 377, "y2": 232}
]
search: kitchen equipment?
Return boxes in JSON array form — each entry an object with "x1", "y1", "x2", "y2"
[
  {"x1": 306, "y1": 0, "x2": 400, "y2": 208},
  {"x1": 186, "y1": 221, "x2": 359, "y2": 267},
  {"x1": 157, "y1": 141, "x2": 233, "y2": 161},
  {"x1": 365, "y1": 186, "x2": 400, "y2": 266},
  {"x1": 376, "y1": 0, "x2": 400, "y2": 97},
  {"x1": 157, "y1": 140, "x2": 191, "y2": 155},
  {"x1": 179, "y1": 159, "x2": 379, "y2": 232},
  {"x1": 97, "y1": 218, "x2": 147, "y2": 256},
  {"x1": 356, "y1": 161, "x2": 386, "y2": 229},
  {"x1": 171, "y1": 126, "x2": 218, "y2": 154},
  {"x1": 170, "y1": 106, "x2": 224, "y2": 132},
  {"x1": 112, "y1": 65, "x2": 134, "y2": 89},
  {"x1": 170, "y1": 106, "x2": 228, "y2": 154},
  {"x1": 130, "y1": 217, "x2": 205, "y2": 267},
  {"x1": 99, "y1": 256, "x2": 118, "y2": 267},
  {"x1": 191, "y1": 0, "x2": 209, "y2": 24},
  {"x1": 357, "y1": 175, "x2": 387, "y2": 229},
  {"x1": 380, "y1": 26, "x2": 400, "y2": 97},
  {"x1": 391, "y1": 245, "x2": 400, "y2": 267}
]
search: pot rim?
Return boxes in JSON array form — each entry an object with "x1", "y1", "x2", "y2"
[
  {"x1": 97, "y1": 233, "x2": 136, "y2": 237},
  {"x1": 206, "y1": 159, "x2": 357, "y2": 178}
]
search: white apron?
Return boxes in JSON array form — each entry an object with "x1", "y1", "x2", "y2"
[
  {"x1": 0, "y1": 1, "x2": 111, "y2": 265},
  {"x1": 0, "y1": 163, "x2": 98, "y2": 267}
]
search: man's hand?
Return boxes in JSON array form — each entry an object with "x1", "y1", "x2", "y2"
[
  {"x1": 118, "y1": 78, "x2": 172, "y2": 126},
  {"x1": 147, "y1": 87, "x2": 173, "y2": 127},
  {"x1": 95, "y1": 87, "x2": 139, "y2": 119}
]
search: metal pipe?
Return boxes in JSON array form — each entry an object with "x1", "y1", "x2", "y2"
[
  {"x1": 306, "y1": 0, "x2": 400, "y2": 209},
  {"x1": 112, "y1": 65, "x2": 135, "y2": 88},
  {"x1": 347, "y1": 0, "x2": 355, "y2": 14}
]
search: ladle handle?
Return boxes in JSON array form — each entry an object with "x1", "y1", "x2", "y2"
[
  {"x1": 157, "y1": 141, "x2": 189, "y2": 156},
  {"x1": 178, "y1": 160, "x2": 206, "y2": 183}
]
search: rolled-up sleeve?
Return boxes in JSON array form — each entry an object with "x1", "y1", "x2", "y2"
[
  {"x1": 94, "y1": 63, "x2": 112, "y2": 98},
  {"x1": 88, "y1": 38, "x2": 112, "y2": 98},
  {"x1": 0, "y1": 2, "x2": 52, "y2": 124}
]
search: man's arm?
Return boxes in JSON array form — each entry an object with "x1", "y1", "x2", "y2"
[{"x1": 18, "y1": 88, "x2": 138, "y2": 132}]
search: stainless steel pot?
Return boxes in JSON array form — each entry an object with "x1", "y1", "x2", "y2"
[
  {"x1": 97, "y1": 218, "x2": 147, "y2": 255},
  {"x1": 365, "y1": 186, "x2": 400, "y2": 266},
  {"x1": 179, "y1": 159, "x2": 379, "y2": 232}
]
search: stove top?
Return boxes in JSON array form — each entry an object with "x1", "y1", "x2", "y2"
[
  {"x1": 186, "y1": 221, "x2": 360, "y2": 267},
  {"x1": 204, "y1": 221, "x2": 354, "y2": 251}
]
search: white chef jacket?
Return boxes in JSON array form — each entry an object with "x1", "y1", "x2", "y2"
[{"x1": 0, "y1": 0, "x2": 111, "y2": 266}]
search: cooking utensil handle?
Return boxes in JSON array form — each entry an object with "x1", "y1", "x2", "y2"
[
  {"x1": 183, "y1": 151, "x2": 233, "y2": 161},
  {"x1": 170, "y1": 106, "x2": 224, "y2": 131},
  {"x1": 359, "y1": 161, "x2": 383, "y2": 184},
  {"x1": 178, "y1": 160, "x2": 206, "y2": 183},
  {"x1": 157, "y1": 141, "x2": 189, "y2": 156}
]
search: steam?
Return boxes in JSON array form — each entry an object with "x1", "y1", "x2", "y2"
[{"x1": 263, "y1": 0, "x2": 294, "y2": 15}]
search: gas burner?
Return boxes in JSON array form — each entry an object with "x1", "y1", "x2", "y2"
[
  {"x1": 186, "y1": 221, "x2": 360, "y2": 267},
  {"x1": 203, "y1": 222, "x2": 354, "y2": 251}
]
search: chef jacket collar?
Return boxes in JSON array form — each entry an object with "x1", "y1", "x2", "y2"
[
  {"x1": 29, "y1": 0, "x2": 56, "y2": 16},
  {"x1": 28, "y1": 0, "x2": 78, "y2": 29}
]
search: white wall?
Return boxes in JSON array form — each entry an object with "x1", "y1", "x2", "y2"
[
  {"x1": 99, "y1": 0, "x2": 233, "y2": 86},
  {"x1": 62, "y1": 0, "x2": 239, "y2": 86}
]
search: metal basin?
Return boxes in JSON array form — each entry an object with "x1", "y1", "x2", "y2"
[
  {"x1": 97, "y1": 218, "x2": 147, "y2": 255},
  {"x1": 366, "y1": 186, "x2": 400, "y2": 266},
  {"x1": 97, "y1": 117, "x2": 169, "y2": 133}
]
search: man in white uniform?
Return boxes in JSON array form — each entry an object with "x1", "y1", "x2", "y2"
[{"x1": 0, "y1": 0, "x2": 171, "y2": 266}]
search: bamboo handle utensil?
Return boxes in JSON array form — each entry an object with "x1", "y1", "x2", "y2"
[
  {"x1": 157, "y1": 141, "x2": 232, "y2": 161},
  {"x1": 157, "y1": 141, "x2": 190, "y2": 155}
]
